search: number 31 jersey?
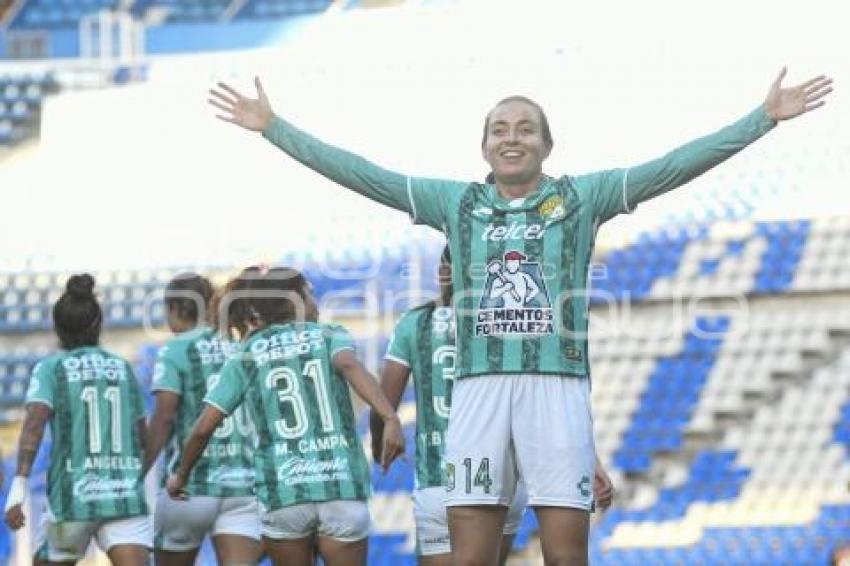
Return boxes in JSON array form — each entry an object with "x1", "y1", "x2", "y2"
[
  {"x1": 26, "y1": 346, "x2": 148, "y2": 522},
  {"x1": 205, "y1": 322, "x2": 371, "y2": 511}
]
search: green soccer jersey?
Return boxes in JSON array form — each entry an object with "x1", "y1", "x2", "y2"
[
  {"x1": 263, "y1": 106, "x2": 776, "y2": 378},
  {"x1": 152, "y1": 326, "x2": 255, "y2": 497},
  {"x1": 204, "y1": 322, "x2": 371, "y2": 511},
  {"x1": 386, "y1": 305, "x2": 455, "y2": 489},
  {"x1": 26, "y1": 347, "x2": 148, "y2": 522}
]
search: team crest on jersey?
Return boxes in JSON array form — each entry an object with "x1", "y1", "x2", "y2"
[
  {"x1": 538, "y1": 195, "x2": 566, "y2": 224},
  {"x1": 476, "y1": 251, "x2": 553, "y2": 336}
]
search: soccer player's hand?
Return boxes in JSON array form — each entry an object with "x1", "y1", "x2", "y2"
[
  {"x1": 4, "y1": 476, "x2": 28, "y2": 531},
  {"x1": 209, "y1": 76, "x2": 275, "y2": 132},
  {"x1": 166, "y1": 474, "x2": 189, "y2": 501},
  {"x1": 763, "y1": 67, "x2": 832, "y2": 121},
  {"x1": 594, "y1": 463, "x2": 615, "y2": 511},
  {"x1": 380, "y1": 415, "x2": 405, "y2": 472}
]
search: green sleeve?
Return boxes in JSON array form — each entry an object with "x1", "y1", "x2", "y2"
[
  {"x1": 151, "y1": 345, "x2": 182, "y2": 395},
  {"x1": 325, "y1": 324, "x2": 355, "y2": 358},
  {"x1": 204, "y1": 358, "x2": 247, "y2": 416},
  {"x1": 262, "y1": 116, "x2": 466, "y2": 229},
  {"x1": 25, "y1": 359, "x2": 55, "y2": 409},
  {"x1": 582, "y1": 106, "x2": 777, "y2": 222},
  {"x1": 385, "y1": 312, "x2": 415, "y2": 368},
  {"x1": 128, "y1": 363, "x2": 146, "y2": 420}
]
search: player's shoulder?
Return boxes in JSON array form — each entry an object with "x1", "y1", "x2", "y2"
[
  {"x1": 33, "y1": 351, "x2": 64, "y2": 376},
  {"x1": 319, "y1": 322, "x2": 352, "y2": 339},
  {"x1": 396, "y1": 303, "x2": 434, "y2": 330}
]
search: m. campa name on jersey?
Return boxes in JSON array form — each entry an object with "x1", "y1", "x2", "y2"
[{"x1": 273, "y1": 433, "x2": 350, "y2": 456}]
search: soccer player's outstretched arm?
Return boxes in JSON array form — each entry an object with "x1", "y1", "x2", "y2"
[
  {"x1": 208, "y1": 77, "x2": 461, "y2": 229},
  {"x1": 333, "y1": 349, "x2": 405, "y2": 471},
  {"x1": 142, "y1": 391, "x2": 180, "y2": 476},
  {"x1": 4, "y1": 403, "x2": 50, "y2": 530},
  {"x1": 370, "y1": 360, "x2": 411, "y2": 465},
  {"x1": 167, "y1": 404, "x2": 226, "y2": 500},
  {"x1": 588, "y1": 68, "x2": 834, "y2": 222}
]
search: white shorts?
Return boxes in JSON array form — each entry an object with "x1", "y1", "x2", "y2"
[
  {"x1": 445, "y1": 374, "x2": 596, "y2": 510},
  {"x1": 261, "y1": 500, "x2": 370, "y2": 542},
  {"x1": 35, "y1": 507, "x2": 152, "y2": 563},
  {"x1": 154, "y1": 492, "x2": 261, "y2": 551},
  {"x1": 414, "y1": 482, "x2": 527, "y2": 557}
]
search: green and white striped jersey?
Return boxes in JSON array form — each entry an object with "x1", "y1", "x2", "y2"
[
  {"x1": 386, "y1": 304, "x2": 455, "y2": 489},
  {"x1": 152, "y1": 326, "x2": 255, "y2": 497},
  {"x1": 263, "y1": 106, "x2": 776, "y2": 379},
  {"x1": 205, "y1": 322, "x2": 371, "y2": 510},
  {"x1": 26, "y1": 347, "x2": 148, "y2": 522}
]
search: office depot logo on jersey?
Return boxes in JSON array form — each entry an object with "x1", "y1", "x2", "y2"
[{"x1": 476, "y1": 251, "x2": 553, "y2": 336}]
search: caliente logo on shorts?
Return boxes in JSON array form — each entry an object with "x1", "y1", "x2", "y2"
[
  {"x1": 73, "y1": 474, "x2": 137, "y2": 503},
  {"x1": 476, "y1": 250, "x2": 553, "y2": 337},
  {"x1": 277, "y1": 457, "x2": 350, "y2": 486}
]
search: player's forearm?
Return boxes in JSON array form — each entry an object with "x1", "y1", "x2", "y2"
[
  {"x1": 344, "y1": 363, "x2": 397, "y2": 422},
  {"x1": 262, "y1": 115, "x2": 411, "y2": 212},
  {"x1": 176, "y1": 405, "x2": 225, "y2": 480},
  {"x1": 623, "y1": 106, "x2": 776, "y2": 208},
  {"x1": 175, "y1": 429, "x2": 211, "y2": 481},
  {"x1": 143, "y1": 414, "x2": 175, "y2": 475},
  {"x1": 15, "y1": 408, "x2": 48, "y2": 477}
]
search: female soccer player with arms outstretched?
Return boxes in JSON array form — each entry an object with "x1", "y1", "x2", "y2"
[{"x1": 208, "y1": 68, "x2": 831, "y2": 565}]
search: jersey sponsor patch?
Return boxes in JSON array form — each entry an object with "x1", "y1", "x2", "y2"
[{"x1": 476, "y1": 251, "x2": 553, "y2": 337}]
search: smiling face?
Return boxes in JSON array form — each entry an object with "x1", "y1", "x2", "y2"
[{"x1": 482, "y1": 98, "x2": 553, "y2": 189}]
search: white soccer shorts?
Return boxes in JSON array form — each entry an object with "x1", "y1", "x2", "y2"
[
  {"x1": 414, "y1": 480, "x2": 527, "y2": 557},
  {"x1": 261, "y1": 500, "x2": 370, "y2": 542},
  {"x1": 154, "y1": 493, "x2": 261, "y2": 552},
  {"x1": 444, "y1": 374, "x2": 596, "y2": 510},
  {"x1": 35, "y1": 506, "x2": 152, "y2": 562}
]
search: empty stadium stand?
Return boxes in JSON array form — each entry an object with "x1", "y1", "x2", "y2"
[{"x1": 0, "y1": 71, "x2": 56, "y2": 147}]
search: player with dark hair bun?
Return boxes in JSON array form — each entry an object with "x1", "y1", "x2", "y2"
[{"x1": 4, "y1": 274, "x2": 151, "y2": 566}]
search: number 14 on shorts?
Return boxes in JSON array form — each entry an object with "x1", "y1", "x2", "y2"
[{"x1": 446, "y1": 458, "x2": 493, "y2": 494}]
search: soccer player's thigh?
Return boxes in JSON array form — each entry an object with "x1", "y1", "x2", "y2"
[
  {"x1": 211, "y1": 496, "x2": 262, "y2": 565},
  {"x1": 445, "y1": 376, "x2": 516, "y2": 506},
  {"x1": 512, "y1": 376, "x2": 595, "y2": 565},
  {"x1": 413, "y1": 487, "x2": 451, "y2": 566},
  {"x1": 97, "y1": 514, "x2": 153, "y2": 566},
  {"x1": 497, "y1": 478, "x2": 528, "y2": 565},
  {"x1": 261, "y1": 503, "x2": 318, "y2": 566},
  {"x1": 34, "y1": 508, "x2": 97, "y2": 565},
  {"x1": 154, "y1": 492, "x2": 217, "y2": 559},
  {"x1": 315, "y1": 500, "x2": 369, "y2": 566},
  {"x1": 445, "y1": 375, "x2": 515, "y2": 563}
]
